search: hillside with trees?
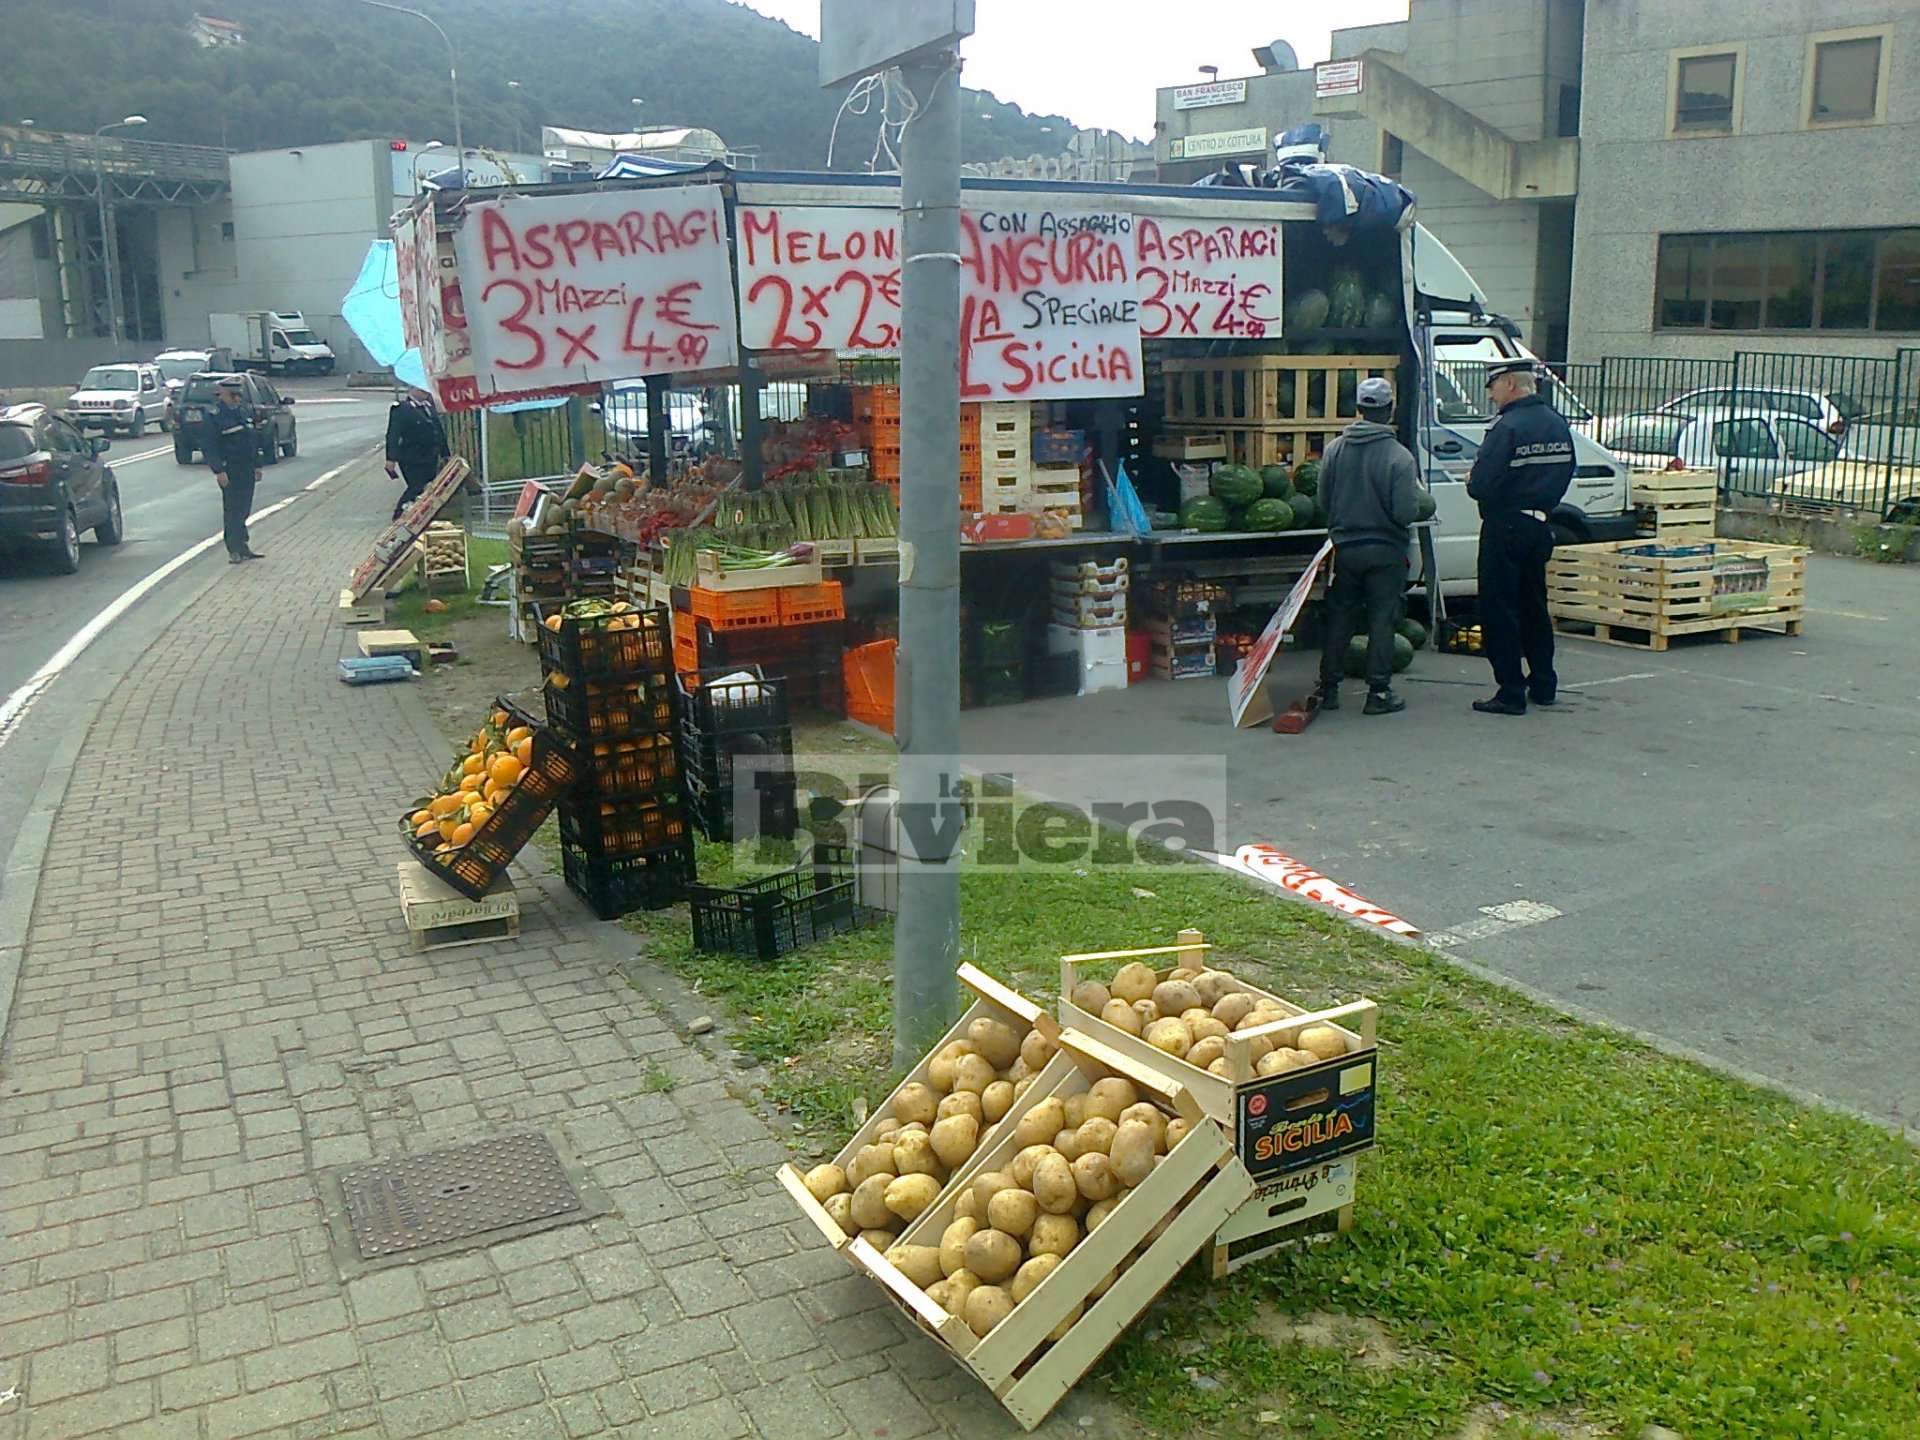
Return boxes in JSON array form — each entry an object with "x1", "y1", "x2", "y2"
[{"x1": 3, "y1": 0, "x2": 1081, "y2": 167}]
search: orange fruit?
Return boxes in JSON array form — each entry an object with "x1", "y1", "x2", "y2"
[
  {"x1": 506, "y1": 726, "x2": 533, "y2": 745},
  {"x1": 410, "y1": 808, "x2": 432, "y2": 826},
  {"x1": 450, "y1": 822, "x2": 476, "y2": 847},
  {"x1": 429, "y1": 794, "x2": 462, "y2": 818},
  {"x1": 459, "y1": 774, "x2": 484, "y2": 793},
  {"x1": 491, "y1": 709, "x2": 509, "y2": 728},
  {"x1": 514, "y1": 737, "x2": 533, "y2": 767},
  {"x1": 489, "y1": 754, "x2": 524, "y2": 787},
  {"x1": 438, "y1": 817, "x2": 460, "y2": 842},
  {"x1": 462, "y1": 754, "x2": 485, "y2": 775},
  {"x1": 415, "y1": 820, "x2": 438, "y2": 839},
  {"x1": 545, "y1": 614, "x2": 564, "y2": 632},
  {"x1": 466, "y1": 803, "x2": 493, "y2": 828}
]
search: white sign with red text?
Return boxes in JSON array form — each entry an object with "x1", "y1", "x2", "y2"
[
  {"x1": 1135, "y1": 215, "x2": 1282, "y2": 340},
  {"x1": 453, "y1": 186, "x2": 739, "y2": 400},
  {"x1": 736, "y1": 206, "x2": 901, "y2": 354},
  {"x1": 1229, "y1": 539, "x2": 1331, "y2": 728},
  {"x1": 1207, "y1": 843, "x2": 1423, "y2": 938}
]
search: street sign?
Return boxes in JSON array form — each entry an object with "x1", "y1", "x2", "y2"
[
  {"x1": 1228, "y1": 539, "x2": 1331, "y2": 728},
  {"x1": 1169, "y1": 127, "x2": 1271, "y2": 161},
  {"x1": 1315, "y1": 60, "x2": 1365, "y2": 99},
  {"x1": 819, "y1": 0, "x2": 976, "y2": 88},
  {"x1": 1173, "y1": 79, "x2": 1248, "y2": 110}
]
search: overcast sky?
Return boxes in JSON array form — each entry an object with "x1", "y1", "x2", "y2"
[{"x1": 731, "y1": 1, "x2": 1412, "y2": 139}]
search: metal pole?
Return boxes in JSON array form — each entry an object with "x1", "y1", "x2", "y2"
[
  {"x1": 892, "y1": 56, "x2": 963, "y2": 1070},
  {"x1": 91, "y1": 131, "x2": 122, "y2": 350},
  {"x1": 359, "y1": 0, "x2": 463, "y2": 179},
  {"x1": 645, "y1": 375, "x2": 668, "y2": 487},
  {"x1": 737, "y1": 362, "x2": 765, "y2": 492}
]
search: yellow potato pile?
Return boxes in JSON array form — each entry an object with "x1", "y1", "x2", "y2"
[
  {"x1": 1071, "y1": 962, "x2": 1350, "y2": 1079},
  {"x1": 885, "y1": 1077, "x2": 1187, "y2": 1340},
  {"x1": 802, "y1": 1016, "x2": 1058, "y2": 1248}
]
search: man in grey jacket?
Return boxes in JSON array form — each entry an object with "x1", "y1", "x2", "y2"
[{"x1": 1316, "y1": 377, "x2": 1423, "y2": 714}]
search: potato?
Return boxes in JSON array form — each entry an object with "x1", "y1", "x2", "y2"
[
  {"x1": 803, "y1": 1164, "x2": 848, "y2": 1202},
  {"x1": 980, "y1": 1080, "x2": 1015, "y2": 1124},
  {"x1": 967, "y1": 1017, "x2": 1022, "y2": 1070},
  {"x1": 1244, "y1": 1031, "x2": 1275, "y2": 1062},
  {"x1": 892, "y1": 1082, "x2": 938, "y2": 1126},
  {"x1": 1085, "y1": 1077, "x2": 1138, "y2": 1123},
  {"x1": 1255, "y1": 1048, "x2": 1298, "y2": 1077},
  {"x1": 1187, "y1": 1036, "x2": 1226, "y2": 1070},
  {"x1": 1012, "y1": 1253, "x2": 1060, "y2": 1302},
  {"x1": 929, "y1": 1114, "x2": 980, "y2": 1170},
  {"x1": 824, "y1": 1192, "x2": 855, "y2": 1232},
  {"x1": 1087, "y1": 1269, "x2": 1117, "y2": 1300},
  {"x1": 1047, "y1": 1301, "x2": 1084, "y2": 1342},
  {"x1": 1084, "y1": 1195, "x2": 1119, "y2": 1232},
  {"x1": 875, "y1": 1121, "x2": 901, "y2": 1146},
  {"x1": 1020, "y1": 1027, "x2": 1057, "y2": 1072},
  {"x1": 926, "y1": 1279, "x2": 951, "y2": 1310},
  {"x1": 1180, "y1": 1006, "x2": 1213, "y2": 1030},
  {"x1": 937, "y1": 1090, "x2": 984, "y2": 1123},
  {"x1": 1013, "y1": 1097, "x2": 1065, "y2": 1149},
  {"x1": 1244, "y1": 1002, "x2": 1289, "y2": 1031},
  {"x1": 954, "y1": 1187, "x2": 983, "y2": 1224},
  {"x1": 1069, "y1": 979, "x2": 1111, "y2": 1014},
  {"x1": 987, "y1": 1186, "x2": 1039, "y2": 1238},
  {"x1": 1075, "y1": 1116, "x2": 1117, "y2": 1157},
  {"x1": 972, "y1": 1169, "x2": 1016, "y2": 1213},
  {"x1": 1110, "y1": 1121, "x2": 1156, "y2": 1187},
  {"x1": 1032, "y1": 1153, "x2": 1079, "y2": 1215},
  {"x1": 928, "y1": 1040, "x2": 975, "y2": 1092},
  {"x1": 1144, "y1": 1017, "x2": 1192, "y2": 1057},
  {"x1": 1072, "y1": 1151, "x2": 1119, "y2": 1202},
  {"x1": 941, "y1": 1217, "x2": 981, "y2": 1276},
  {"x1": 1164, "y1": 1117, "x2": 1192, "y2": 1151},
  {"x1": 1100, "y1": 998, "x2": 1144, "y2": 1036},
  {"x1": 1188, "y1": 1015, "x2": 1229, "y2": 1045},
  {"x1": 1297, "y1": 1024, "x2": 1350, "y2": 1062},
  {"x1": 858, "y1": 1227, "x2": 897, "y2": 1249},
  {"x1": 1029, "y1": 1211, "x2": 1079, "y2": 1258},
  {"x1": 1132, "y1": 999, "x2": 1160, "y2": 1029},
  {"x1": 1208, "y1": 1058, "x2": 1232, "y2": 1077},
  {"x1": 1212, "y1": 992, "x2": 1258, "y2": 1029},
  {"x1": 1010, "y1": 1145, "x2": 1057, "y2": 1189},
  {"x1": 1006, "y1": 1056, "x2": 1032, "y2": 1084},
  {"x1": 886, "y1": 1243, "x2": 944, "y2": 1289},
  {"x1": 951, "y1": 1052, "x2": 996, "y2": 1096},
  {"x1": 1052, "y1": 1128, "x2": 1083, "y2": 1163},
  {"x1": 965, "y1": 1284, "x2": 1015, "y2": 1337},
  {"x1": 1062, "y1": 1093, "x2": 1089, "y2": 1130},
  {"x1": 1110, "y1": 961, "x2": 1159, "y2": 1004},
  {"x1": 1153, "y1": 979, "x2": 1202, "y2": 1017},
  {"x1": 1012, "y1": 1077, "x2": 1036, "y2": 1100},
  {"x1": 1194, "y1": 969, "x2": 1240, "y2": 1008},
  {"x1": 945, "y1": 1268, "x2": 981, "y2": 1313},
  {"x1": 1116, "y1": 1104, "x2": 1166, "y2": 1150},
  {"x1": 846, "y1": 1143, "x2": 896, "y2": 1188},
  {"x1": 850, "y1": 1174, "x2": 895, "y2": 1230},
  {"x1": 893, "y1": 1132, "x2": 941, "y2": 1178},
  {"x1": 964, "y1": 1228, "x2": 1022, "y2": 1284}
]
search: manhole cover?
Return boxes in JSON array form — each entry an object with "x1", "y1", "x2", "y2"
[{"x1": 340, "y1": 1133, "x2": 582, "y2": 1260}]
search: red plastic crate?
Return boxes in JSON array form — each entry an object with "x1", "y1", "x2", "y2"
[
  {"x1": 688, "y1": 584, "x2": 783, "y2": 632},
  {"x1": 844, "y1": 639, "x2": 896, "y2": 731},
  {"x1": 777, "y1": 580, "x2": 845, "y2": 626}
]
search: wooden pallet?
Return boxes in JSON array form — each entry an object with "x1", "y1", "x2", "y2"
[
  {"x1": 1162, "y1": 355, "x2": 1399, "y2": 427},
  {"x1": 1548, "y1": 538, "x2": 1805, "y2": 635},
  {"x1": 1553, "y1": 608, "x2": 1804, "y2": 652},
  {"x1": 396, "y1": 860, "x2": 519, "y2": 952}
]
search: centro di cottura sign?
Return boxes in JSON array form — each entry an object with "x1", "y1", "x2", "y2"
[{"x1": 451, "y1": 187, "x2": 739, "y2": 400}]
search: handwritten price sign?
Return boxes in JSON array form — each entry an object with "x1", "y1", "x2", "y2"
[
  {"x1": 1136, "y1": 217, "x2": 1282, "y2": 340},
  {"x1": 453, "y1": 187, "x2": 739, "y2": 399},
  {"x1": 737, "y1": 207, "x2": 901, "y2": 353}
]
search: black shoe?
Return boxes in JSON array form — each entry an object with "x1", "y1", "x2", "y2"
[
  {"x1": 1363, "y1": 688, "x2": 1406, "y2": 715},
  {"x1": 1473, "y1": 694, "x2": 1528, "y2": 716},
  {"x1": 241, "y1": 548, "x2": 265, "y2": 560},
  {"x1": 228, "y1": 552, "x2": 245, "y2": 565},
  {"x1": 1530, "y1": 688, "x2": 1557, "y2": 707},
  {"x1": 1314, "y1": 684, "x2": 1341, "y2": 712}
]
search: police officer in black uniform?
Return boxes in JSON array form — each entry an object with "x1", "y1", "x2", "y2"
[
  {"x1": 206, "y1": 376, "x2": 264, "y2": 564},
  {"x1": 384, "y1": 386, "x2": 450, "y2": 520},
  {"x1": 1467, "y1": 358, "x2": 1574, "y2": 714}
]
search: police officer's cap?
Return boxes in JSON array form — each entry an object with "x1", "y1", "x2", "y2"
[
  {"x1": 1483, "y1": 358, "x2": 1537, "y2": 386},
  {"x1": 215, "y1": 375, "x2": 245, "y2": 390}
]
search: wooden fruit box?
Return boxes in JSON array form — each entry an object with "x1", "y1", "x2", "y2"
[
  {"x1": 693, "y1": 551, "x2": 824, "y2": 592},
  {"x1": 778, "y1": 964, "x2": 1060, "y2": 1252},
  {"x1": 844, "y1": 1027, "x2": 1251, "y2": 1432},
  {"x1": 1630, "y1": 468, "x2": 1718, "y2": 508},
  {"x1": 1162, "y1": 354, "x2": 1398, "y2": 428},
  {"x1": 1210, "y1": 1155, "x2": 1358, "y2": 1277},
  {"x1": 1547, "y1": 539, "x2": 1805, "y2": 649},
  {"x1": 1167, "y1": 425, "x2": 1332, "y2": 472}
]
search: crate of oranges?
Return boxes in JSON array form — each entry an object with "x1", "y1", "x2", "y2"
[{"x1": 400, "y1": 696, "x2": 583, "y2": 900}]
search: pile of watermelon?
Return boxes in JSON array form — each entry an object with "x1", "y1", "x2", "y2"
[
  {"x1": 1342, "y1": 616, "x2": 1430, "y2": 678},
  {"x1": 1284, "y1": 265, "x2": 1404, "y2": 341},
  {"x1": 1181, "y1": 462, "x2": 1334, "y2": 533}
]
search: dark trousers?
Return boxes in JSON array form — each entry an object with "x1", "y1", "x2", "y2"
[
  {"x1": 221, "y1": 466, "x2": 258, "y2": 556},
  {"x1": 1478, "y1": 513, "x2": 1557, "y2": 699},
  {"x1": 392, "y1": 458, "x2": 437, "y2": 519},
  {"x1": 1319, "y1": 542, "x2": 1406, "y2": 691}
]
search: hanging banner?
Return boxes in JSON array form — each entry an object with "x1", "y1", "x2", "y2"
[
  {"x1": 1229, "y1": 539, "x2": 1332, "y2": 728},
  {"x1": 453, "y1": 186, "x2": 739, "y2": 400},
  {"x1": 1135, "y1": 215, "x2": 1282, "y2": 340},
  {"x1": 736, "y1": 206, "x2": 901, "y2": 353},
  {"x1": 1206, "y1": 843, "x2": 1423, "y2": 938},
  {"x1": 959, "y1": 207, "x2": 1142, "y2": 401}
]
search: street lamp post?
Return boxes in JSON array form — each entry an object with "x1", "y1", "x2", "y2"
[
  {"x1": 358, "y1": 0, "x2": 463, "y2": 183},
  {"x1": 507, "y1": 80, "x2": 523, "y2": 153},
  {"x1": 412, "y1": 140, "x2": 446, "y2": 189},
  {"x1": 92, "y1": 114, "x2": 146, "y2": 349}
]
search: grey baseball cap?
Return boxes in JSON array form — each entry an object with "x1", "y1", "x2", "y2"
[{"x1": 1356, "y1": 377, "x2": 1395, "y2": 409}]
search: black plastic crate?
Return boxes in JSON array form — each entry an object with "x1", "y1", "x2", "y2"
[
  {"x1": 691, "y1": 619, "x2": 844, "y2": 675},
  {"x1": 689, "y1": 845, "x2": 878, "y2": 960},
  {"x1": 403, "y1": 695, "x2": 582, "y2": 900},
  {"x1": 558, "y1": 793, "x2": 692, "y2": 860},
  {"x1": 576, "y1": 730, "x2": 683, "y2": 802},
  {"x1": 968, "y1": 620, "x2": 1027, "y2": 669},
  {"x1": 676, "y1": 667, "x2": 791, "y2": 739},
  {"x1": 561, "y1": 839, "x2": 695, "y2": 920},
  {"x1": 544, "y1": 672, "x2": 676, "y2": 742},
  {"x1": 685, "y1": 766, "x2": 799, "y2": 843},
  {"x1": 537, "y1": 605, "x2": 672, "y2": 683}
]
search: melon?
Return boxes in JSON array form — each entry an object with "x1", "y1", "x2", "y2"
[{"x1": 1260, "y1": 464, "x2": 1294, "y2": 499}]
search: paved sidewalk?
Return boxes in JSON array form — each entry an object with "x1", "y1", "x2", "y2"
[{"x1": 0, "y1": 460, "x2": 1092, "y2": 1440}]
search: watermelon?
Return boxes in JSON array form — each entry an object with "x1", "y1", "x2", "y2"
[
  {"x1": 1260, "y1": 464, "x2": 1293, "y2": 499},
  {"x1": 1413, "y1": 490, "x2": 1438, "y2": 521},
  {"x1": 1277, "y1": 372, "x2": 1297, "y2": 417},
  {"x1": 1395, "y1": 617, "x2": 1430, "y2": 649},
  {"x1": 1328, "y1": 268, "x2": 1365, "y2": 327},
  {"x1": 1337, "y1": 371, "x2": 1358, "y2": 415},
  {"x1": 1288, "y1": 289, "x2": 1330, "y2": 331},
  {"x1": 1287, "y1": 495, "x2": 1319, "y2": 530},
  {"x1": 1343, "y1": 635, "x2": 1369, "y2": 679},
  {"x1": 1392, "y1": 634, "x2": 1416, "y2": 673},
  {"x1": 1244, "y1": 497, "x2": 1296, "y2": 532},
  {"x1": 1179, "y1": 496, "x2": 1230, "y2": 532},
  {"x1": 1291, "y1": 459, "x2": 1321, "y2": 496},
  {"x1": 1209, "y1": 463, "x2": 1263, "y2": 506},
  {"x1": 1364, "y1": 291, "x2": 1400, "y2": 331}
]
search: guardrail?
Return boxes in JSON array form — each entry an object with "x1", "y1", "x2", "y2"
[{"x1": 0, "y1": 125, "x2": 229, "y2": 183}]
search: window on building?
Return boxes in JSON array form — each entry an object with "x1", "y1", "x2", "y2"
[
  {"x1": 1674, "y1": 52, "x2": 1737, "y2": 131},
  {"x1": 220, "y1": 221, "x2": 235, "y2": 241},
  {"x1": 1556, "y1": 84, "x2": 1581, "y2": 139},
  {"x1": 1655, "y1": 229, "x2": 1920, "y2": 333},
  {"x1": 1380, "y1": 133, "x2": 1404, "y2": 177},
  {"x1": 1811, "y1": 36, "x2": 1882, "y2": 122}
]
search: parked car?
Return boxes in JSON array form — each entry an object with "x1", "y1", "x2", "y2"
[
  {"x1": 173, "y1": 372, "x2": 297, "y2": 465},
  {"x1": 0, "y1": 403, "x2": 124, "y2": 573},
  {"x1": 66, "y1": 362, "x2": 170, "y2": 437},
  {"x1": 1658, "y1": 385, "x2": 1868, "y2": 442},
  {"x1": 153, "y1": 347, "x2": 236, "y2": 402}
]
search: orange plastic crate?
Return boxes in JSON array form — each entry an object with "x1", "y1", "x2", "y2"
[
  {"x1": 844, "y1": 639, "x2": 896, "y2": 731},
  {"x1": 871, "y1": 442, "x2": 901, "y2": 481},
  {"x1": 852, "y1": 385, "x2": 901, "y2": 424},
  {"x1": 689, "y1": 584, "x2": 783, "y2": 632},
  {"x1": 961, "y1": 476, "x2": 983, "y2": 512},
  {"x1": 778, "y1": 580, "x2": 845, "y2": 626}
]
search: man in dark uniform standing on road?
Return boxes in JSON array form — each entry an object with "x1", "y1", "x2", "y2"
[
  {"x1": 1467, "y1": 358, "x2": 1574, "y2": 714},
  {"x1": 385, "y1": 385, "x2": 450, "y2": 520},
  {"x1": 206, "y1": 376, "x2": 264, "y2": 564}
]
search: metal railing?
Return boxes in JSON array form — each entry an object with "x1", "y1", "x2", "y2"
[{"x1": 0, "y1": 124, "x2": 229, "y2": 184}]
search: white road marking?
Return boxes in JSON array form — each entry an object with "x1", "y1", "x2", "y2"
[
  {"x1": 109, "y1": 443, "x2": 174, "y2": 465},
  {"x1": 1806, "y1": 606, "x2": 1888, "y2": 622},
  {"x1": 1429, "y1": 898, "x2": 1563, "y2": 949},
  {"x1": 1564, "y1": 671, "x2": 1662, "y2": 689}
]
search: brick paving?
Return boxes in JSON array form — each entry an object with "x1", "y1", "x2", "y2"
[{"x1": 0, "y1": 460, "x2": 1093, "y2": 1440}]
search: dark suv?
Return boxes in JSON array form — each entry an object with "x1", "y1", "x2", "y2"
[
  {"x1": 173, "y1": 372, "x2": 297, "y2": 465},
  {"x1": 0, "y1": 404, "x2": 124, "y2": 573}
]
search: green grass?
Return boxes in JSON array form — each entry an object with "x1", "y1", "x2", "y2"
[
  {"x1": 387, "y1": 536, "x2": 510, "y2": 636},
  {"x1": 613, "y1": 794, "x2": 1920, "y2": 1439}
]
